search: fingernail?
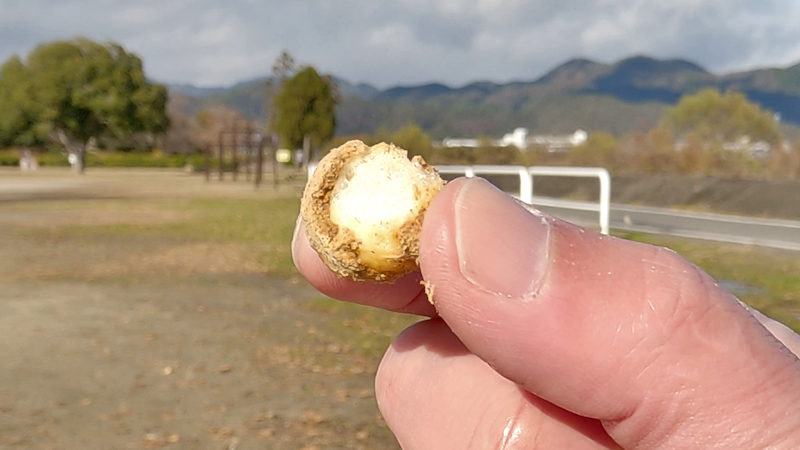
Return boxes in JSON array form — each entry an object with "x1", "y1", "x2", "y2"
[
  {"x1": 454, "y1": 178, "x2": 550, "y2": 298},
  {"x1": 291, "y1": 215, "x2": 303, "y2": 269}
]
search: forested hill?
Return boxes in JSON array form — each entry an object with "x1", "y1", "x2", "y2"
[{"x1": 169, "y1": 55, "x2": 800, "y2": 138}]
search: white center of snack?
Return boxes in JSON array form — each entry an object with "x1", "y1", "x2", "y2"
[{"x1": 329, "y1": 148, "x2": 427, "y2": 258}]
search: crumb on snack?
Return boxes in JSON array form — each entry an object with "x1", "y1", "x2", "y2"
[
  {"x1": 421, "y1": 280, "x2": 436, "y2": 305},
  {"x1": 300, "y1": 140, "x2": 444, "y2": 282}
]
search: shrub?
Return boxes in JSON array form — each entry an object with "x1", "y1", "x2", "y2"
[{"x1": 0, "y1": 148, "x2": 209, "y2": 169}]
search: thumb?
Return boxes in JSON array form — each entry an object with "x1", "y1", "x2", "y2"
[{"x1": 419, "y1": 177, "x2": 800, "y2": 449}]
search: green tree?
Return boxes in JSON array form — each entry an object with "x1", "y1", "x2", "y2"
[
  {"x1": 628, "y1": 124, "x2": 679, "y2": 174},
  {"x1": 474, "y1": 141, "x2": 520, "y2": 165},
  {"x1": 0, "y1": 56, "x2": 40, "y2": 147},
  {"x1": 662, "y1": 88, "x2": 782, "y2": 145},
  {"x1": 388, "y1": 123, "x2": 434, "y2": 161},
  {"x1": 767, "y1": 141, "x2": 800, "y2": 179},
  {"x1": 657, "y1": 89, "x2": 784, "y2": 177},
  {"x1": 273, "y1": 66, "x2": 336, "y2": 151},
  {"x1": 265, "y1": 50, "x2": 297, "y2": 133},
  {"x1": 0, "y1": 37, "x2": 169, "y2": 172},
  {"x1": 568, "y1": 132, "x2": 621, "y2": 169}
]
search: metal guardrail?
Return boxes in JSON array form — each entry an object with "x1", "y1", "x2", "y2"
[
  {"x1": 529, "y1": 166, "x2": 610, "y2": 235},
  {"x1": 436, "y1": 165, "x2": 533, "y2": 203},
  {"x1": 438, "y1": 165, "x2": 610, "y2": 234}
]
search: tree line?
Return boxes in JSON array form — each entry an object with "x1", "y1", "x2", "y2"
[
  {"x1": 1, "y1": 37, "x2": 798, "y2": 179},
  {"x1": 0, "y1": 38, "x2": 169, "y2": 172},
  {"x1": 337, "y1": 89, "x2": 799, "y2": 180},
  {"x1": 0, "y1": 39, "x2": 335, "y2": 172}
]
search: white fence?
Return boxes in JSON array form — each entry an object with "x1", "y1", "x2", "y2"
[
  {"x1": 438, "y1": 165, "x2": 610, "y2": 234},
  {"x1": 435, "y1": 165, "x2": 533, "y2": 203}
]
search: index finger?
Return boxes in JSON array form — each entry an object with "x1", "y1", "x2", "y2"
[{"x1": 291, "y1": 219, "x2": 436, "y2": 316}]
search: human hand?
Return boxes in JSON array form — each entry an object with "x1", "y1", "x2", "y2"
[{"x1": 292, "y1": 177, "x2": 800, "y2": 449}]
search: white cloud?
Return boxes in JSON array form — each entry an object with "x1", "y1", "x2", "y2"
[{"x1": 0, "y1": 0, "x2": 799, "y2": 87}]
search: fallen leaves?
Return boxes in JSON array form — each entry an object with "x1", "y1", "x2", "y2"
[{"x1": 140, "y1": 432, "x2": 180, "y2": 448}]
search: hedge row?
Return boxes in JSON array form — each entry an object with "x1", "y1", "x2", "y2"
[{"x1": 0, "y1": 149, "x2": 208, "y2": 169}]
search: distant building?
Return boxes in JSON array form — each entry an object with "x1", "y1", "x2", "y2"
[
  {"x1": 675, "y1": 135, "x2": 776, "y2": 159},
  {"x1": 722, "y1": 136, "x2": 771, "y2": 158},
  {"x1": 441, "y1": 137, "x2": 480, "y2": 148},
  {"x1": 441, "y1": 128, "x2": 588, "y2": 152},
  {"x1": 529, "y1": 129, "x2": 588, "y2": 152},
  {"x1": 500, "y1": 128, "x2": 529, "y2": 150}
]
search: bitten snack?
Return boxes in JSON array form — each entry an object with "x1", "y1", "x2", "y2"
[{"x1": 300, "y1": 140, "x2": 444, "y2": 282}]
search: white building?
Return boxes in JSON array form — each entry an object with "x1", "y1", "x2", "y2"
[
  {"x1": 442, "y1": 128, "x2": 588, "y2": 152},
  {"x1": 500, "y1": 128, "x2": 529, "y2": 150},
  {"x1": 441, "y1": 137, "x2": 480, "y2": 148},
  {"x1": 721, "y1": 136, "x2": 771, "y2": 158},
  {"x1": 529, "y1": 129, "x2": 588, "y2": 152}
]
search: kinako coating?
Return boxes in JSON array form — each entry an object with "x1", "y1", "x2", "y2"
[{"x1": 300, "y1": 140, "x2": 444, "y2": 282}]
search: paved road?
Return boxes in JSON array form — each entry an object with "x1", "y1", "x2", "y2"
[{"x1": 533, "y1": 198, "x2": 800, "y2": 252}]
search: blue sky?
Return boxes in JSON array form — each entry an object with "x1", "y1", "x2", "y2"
[{"x1": 1, "y1": 0, "x2": 799, "y2": 88}]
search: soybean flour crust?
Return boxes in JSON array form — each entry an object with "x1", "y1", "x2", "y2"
[{"x1": 300, "y1": 140, "x2": 444, "y2": 282}]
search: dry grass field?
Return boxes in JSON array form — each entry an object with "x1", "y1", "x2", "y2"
[
  {"x1": 0, "y1": 168, "x2": 416, "y2": 449},
  {"x1": 1, "y1": 167, "x2": 798, "y2": 449}
]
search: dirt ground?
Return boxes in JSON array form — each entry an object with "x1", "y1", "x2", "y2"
[
  {"x1": 0, "y1": 169, "x2": 415, "y2": 449},
  {"x1": 2, "y1": 168, "x2": 798, "y2": 449}
]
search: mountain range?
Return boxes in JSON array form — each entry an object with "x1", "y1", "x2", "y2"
[{"x1": 168, "y1": 55, "x2": 800, "y2": 139}]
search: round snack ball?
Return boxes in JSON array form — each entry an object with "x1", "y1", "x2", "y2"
[{"x1": 300, "y1": 140, "x2": 444, "y2": 282}]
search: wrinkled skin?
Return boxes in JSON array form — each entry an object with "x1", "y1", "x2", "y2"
[{"x1": 293, "y1": 177, "x2": 800, "y2": 449}]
